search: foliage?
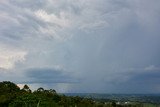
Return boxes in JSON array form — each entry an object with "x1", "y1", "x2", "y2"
[
  {"x1": 0, "y1": 81, "x2": 158, "y2": 107},
  {"x1": 0, "y1": 81, "x2": 20, "y2": 107}
]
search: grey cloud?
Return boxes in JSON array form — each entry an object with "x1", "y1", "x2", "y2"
[
  {"x1": 24, "y1": 68, "x2": 79, "y2": 84},
  {"x1": 114, "y1": 71, "x2": 160, "y2": 93},
  {"x1": 10, "y1": 0, "x2": 46, "y2": 10},
  {"x1": 0, "y1": 0, "x2": 160, "y2": 93},
  {"x1": 0, "y1": 0, "x2": 68, "y2": 45}
]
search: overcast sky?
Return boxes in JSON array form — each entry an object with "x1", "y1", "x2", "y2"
[{"x1": 0, "y1": 0, "x2": 160, "y2": 93}]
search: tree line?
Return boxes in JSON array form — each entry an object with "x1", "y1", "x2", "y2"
[{"x1": 0, "y1": 81, "x2": 144, "y2": 107}]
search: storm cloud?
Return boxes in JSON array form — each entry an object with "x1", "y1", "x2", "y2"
[
  {"x1": 0, "y1": 0, "x2": 160, "y2": 93},
  {"x1": 25, "y1": 68, "x2": 78, "y2": 84}
]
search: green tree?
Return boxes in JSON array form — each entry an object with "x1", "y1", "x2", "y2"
[
  {"x1": 22, "y1": 85, "x2": 31, "y2": 93},
  {"x1": 0, "y1": 81, "x2": 20, "y2": 107},
  {"x1": 37, "y1": 87, "x2": 44, "y2": 92},
  {"x1": 112, "y1": 101, "x2": 116, "y2": 107}
]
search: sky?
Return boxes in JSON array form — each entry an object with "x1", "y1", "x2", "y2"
[{"x1": 0, "y1": 0, "x2": 160, "y2": 93}]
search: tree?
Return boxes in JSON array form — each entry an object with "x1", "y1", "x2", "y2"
[
  {"x1": 49, "y1": 89, "x2": 56, "y2": 94},
  {"x1": 112, "y1": 101, "x2": 116, "y2": 107},
  {"x1": 22, "y1": 84, "x2": 31, "y2": 93},
  {"x1": 0, "y1": 81, "x2": 20, "y2": 94},
  {"x1": 37, "y1": 87, "x2": 44, "y2": 92},
  {"x1": 10, "y1": 94, "x2": 39, "y2": 107},
  {"x1": 0, "y1": 81, "x2": 20, "y2": 106}
]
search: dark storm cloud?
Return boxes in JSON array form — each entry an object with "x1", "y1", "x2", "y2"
[
  {"x1": 113, "y1": 70, "x2": 160, "y2": 93},
  {"x1": 24, "y1": 68, "x2": 78, "y2": 84}
]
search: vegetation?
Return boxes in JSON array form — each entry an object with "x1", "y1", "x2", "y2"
[{"x1": 0, "y1": 81, "x2": 159, "y2": 107}]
